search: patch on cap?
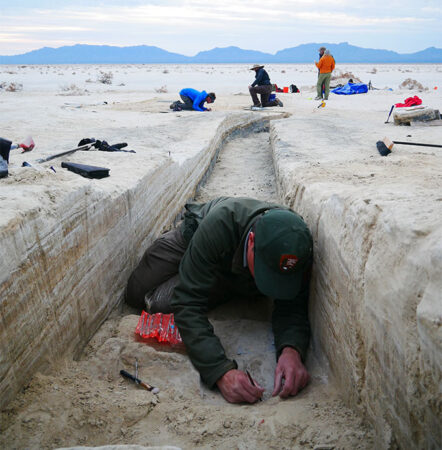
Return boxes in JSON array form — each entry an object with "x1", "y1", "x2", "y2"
[{"x1": 279, "y1": 254, "x2": 299, "y2": 272}]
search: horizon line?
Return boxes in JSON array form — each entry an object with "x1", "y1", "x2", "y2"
[{"x1": 2, "y1": 41, "x2": 442, "y2": 59}]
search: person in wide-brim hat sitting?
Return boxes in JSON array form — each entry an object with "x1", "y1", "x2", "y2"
[{"x1": 248, "y1": 64, "x2": 283, "y2": 108}]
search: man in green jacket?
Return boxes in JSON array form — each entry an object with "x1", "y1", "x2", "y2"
[{"x1": 126, "y1": 197, "x2": 313, "y2": 403}]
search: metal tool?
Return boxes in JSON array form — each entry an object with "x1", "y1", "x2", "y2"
[
  {"x1": 377, "y1": 136, "x2": 442, "y2": 156},
  {"x1": 246, "y1": 370, "x2": 262, "y2": 401},
  {"x1": 35, "y1": 140, "x2": 96, "y2": 164},
  {"x1": 385, "y1": 105, "x2": 394, "y2": 123},
  {"x1": 120, "y1": 369, "x2": 160, "y2": 394}
]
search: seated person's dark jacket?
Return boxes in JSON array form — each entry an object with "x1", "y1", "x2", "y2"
[{"x1": 251, "y1": 68, "x2": 271, "y2": 87}]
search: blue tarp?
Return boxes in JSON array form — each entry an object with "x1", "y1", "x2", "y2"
[{"x1": 332, "y1": 82, "x2": 368, "y2": 95}]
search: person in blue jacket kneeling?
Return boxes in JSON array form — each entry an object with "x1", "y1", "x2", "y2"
[{"x1": 170, "y1": 88, "x2": 216, "y2": 112}]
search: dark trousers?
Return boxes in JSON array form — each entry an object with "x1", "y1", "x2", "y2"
[
  {"x1": 126, "y1": 228, "x2": 249, "y2": 312},
  {"x1": 248, "y1": 84, "x2": 278, "y2": 107},
  {"x1": 178, "y1": 94, "x2": 194, "y2": 110},
  {"x1": 126, "y1": 228, "x2": 188, "y2": 309}
]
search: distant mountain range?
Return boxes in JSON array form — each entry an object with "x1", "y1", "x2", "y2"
[{"x1": 1, "y1": 42, "x2": 442, "y2": 64}]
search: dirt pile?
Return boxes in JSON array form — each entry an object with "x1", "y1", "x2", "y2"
[{"x1": 399, "y1": 78, "x2": 428, "y2": 91}]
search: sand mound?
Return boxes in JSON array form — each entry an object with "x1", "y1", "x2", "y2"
[
  {"x1": 399, "y1": 78, "x2": 428, "y2": 91},
  {"x1": 331, "y1": 70, "x2": 362, "y2": 85}
]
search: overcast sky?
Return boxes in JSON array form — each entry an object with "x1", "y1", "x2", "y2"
[{"x1": 1, "y1": 0, "x2": 441, "y2": 56}]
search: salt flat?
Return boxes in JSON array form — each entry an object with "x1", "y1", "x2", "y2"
[
  {"x1": 0, "y1": 63, "x2": 441, "y2": 450},
  {"x1": 1, "y1": 62, "x2": 441, "y2": 93}
]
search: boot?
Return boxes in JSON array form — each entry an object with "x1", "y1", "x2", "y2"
[{"x1": 145, "y1": 274, "x2": 179, "y2": 314}]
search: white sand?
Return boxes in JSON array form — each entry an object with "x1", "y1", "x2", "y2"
[
  {"x1": 1, "y1": 63, "x2": 441, "y2": 449},
  {"x1": 1, "y1": 63, "x2": 441, "y2": 94}
]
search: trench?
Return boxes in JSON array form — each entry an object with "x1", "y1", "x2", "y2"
[{"x1": 0, "y1": 119, "x2": 375, "y2": 450}]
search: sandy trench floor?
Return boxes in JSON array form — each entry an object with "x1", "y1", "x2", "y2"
[{"x1": 0, "y1": 126, "x2": 375, "y2": 450}]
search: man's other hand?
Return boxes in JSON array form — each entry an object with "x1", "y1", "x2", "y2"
[
  {"x1": 216, "y1": 369, "x2": 264, "y2": 403},
  {"x1": 205, "y1": 108, "x2": 212, "y2": 111},
  {"x1": 272, "y1": 347, "x2": 310, "y2": 398}
]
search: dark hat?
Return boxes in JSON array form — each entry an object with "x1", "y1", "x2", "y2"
[
  {"x1": 250, "y1": 64, "x2": 264, "y2": 70},
  {"x1": 253, "y1": 209, "x2": 312, "y2": 299}
]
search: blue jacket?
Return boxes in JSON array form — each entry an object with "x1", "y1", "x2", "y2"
[{"x1": 179, "y1": 88, "x2": 209, "y2": 111}]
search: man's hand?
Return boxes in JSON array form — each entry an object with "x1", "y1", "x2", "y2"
[
  {"x1": 272, "y1": 347, "x2": 310, "y2": 398},
  {"x1": 216, "y1": 369, "x2": 264, "y2": 403},
  {"x1": 205, "y1": 108, "x2": 212, "y2": 111}
]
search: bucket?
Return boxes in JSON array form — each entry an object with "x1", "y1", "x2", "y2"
[{"x1": 283, "y1": 87, "x2": 289, "y2": 93}]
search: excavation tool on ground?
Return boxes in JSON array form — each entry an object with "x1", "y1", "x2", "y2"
[
  {"x1": 33, "y1": 140, "x2": 97, "y2": 164},
  {"x1": 120, "y1": 369, "x2": 160, "y2": 394},
  {"x1": 24, "y1": 138, "x2": 135, "y2": 165},
  {"x1": 384, "y1": 105, "x2": 394, "y2": 123},
  {"x1": 22, "y1": 161, "x2": 56, "y2": 173},
  {"x1": 376, "y1": 136, "x2": 442, "y2": 156}
]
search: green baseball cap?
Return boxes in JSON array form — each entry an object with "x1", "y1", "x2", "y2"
[{"x1": 254, "y1": 209, "x2": 312, "y2": 300}]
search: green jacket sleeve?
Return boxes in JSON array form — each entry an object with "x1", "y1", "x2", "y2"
[
  {"x1": 272, "y1": 269, "x2": 311, "y2": 361},
  {"x1": 171, "y1": 212, "x2": 238, "y2": 388}
]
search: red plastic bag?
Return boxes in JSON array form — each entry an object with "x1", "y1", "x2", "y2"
[
  {"x1": 395, "y1": 96, "x2": 422, "y2": 108},
  {"x1": 135, "y1": 311, "x2": 182, "y2": 344}
]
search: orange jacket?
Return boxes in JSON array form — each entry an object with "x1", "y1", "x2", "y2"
[{"x1": 315, "y1": 54, "x2": 335, "y2": 74}]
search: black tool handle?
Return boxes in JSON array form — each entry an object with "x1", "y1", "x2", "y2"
[
  {"x1": 36, "y1": 143, "x2": 93, "y2": 163},
  {"x1": 120, "y1": 369, "x2": 140, "y2": 384},
  {"x1": 393, "y1": 141, "x2": 442, "y2": 148}
]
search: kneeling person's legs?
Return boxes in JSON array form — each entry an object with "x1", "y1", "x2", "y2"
[
  {"x1": 260, "y1": 85, "x2": 273, "y2": 107},
  {"x1": 180, "y1": 94, "x2": 194, "y2": 110},
  {"x1": 248, "y1": 86, "x2": 261, "y2": 106},
  {"x1": 126, "y1": 228, "x2": 188, "y2": 309}
]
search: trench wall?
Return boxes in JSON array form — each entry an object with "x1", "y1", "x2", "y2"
[
  {"x1": 270, "y1": 117, "x2": 441, "y2": 449},
  {"x1": 0, "y1": 112, "x2": 272, "y2": 409}
]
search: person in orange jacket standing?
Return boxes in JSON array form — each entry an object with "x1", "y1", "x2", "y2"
[{"x1": 315, "y1": 49, "x2": 335, "y2": 100}]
